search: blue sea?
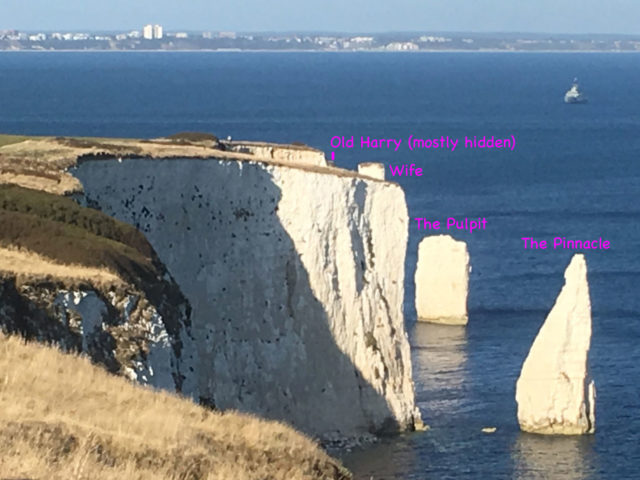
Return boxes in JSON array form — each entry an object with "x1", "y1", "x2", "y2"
[{"x1": 1, "y1": 51, "x2": 639, "y2": 479}]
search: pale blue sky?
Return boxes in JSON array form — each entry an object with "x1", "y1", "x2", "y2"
[{"x1": 1, "y1": 0, "x2": 638, "y2": 34}]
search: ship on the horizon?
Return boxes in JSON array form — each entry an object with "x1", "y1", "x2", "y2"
[{"x1": 564, "y1": 78, "x2": 588, "y2": 104}]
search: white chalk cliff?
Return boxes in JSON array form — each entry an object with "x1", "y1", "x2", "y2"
[
  {"x1": 358, "y1": 163, "x2": 386, "y2": 180},
  {"x1": 414, "y1": 235, "x2": 469, "y2": 325},
  {"x1": 516, "y1": 254, "x2": 596, "y2": 435},
  {"x1": 72, "y1": 155, "x2": 421, "y2": 440}
]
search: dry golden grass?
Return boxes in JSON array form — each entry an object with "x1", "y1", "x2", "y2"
[
  {"x1": 0, "y1": 246, "x2": 123, "y2": 287},
  {"x1": 0, "y1": 333, "x2": 351, "y2": 480},
  {"x1": 0, "y1": 134, "x2": 38, "y2": 147},
  {"x1": 0, "y1": 170, "x2": 81, "y2": 194}
]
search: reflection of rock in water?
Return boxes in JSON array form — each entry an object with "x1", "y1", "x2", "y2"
[
  {"x1": 512, "y1": 433, "x2": 596, "y2": 480},
  {"x1": 412, "y1": 322, "x2": 468, "y2": 421},
  {"x1": 341, "y1": 436, "x2": 417, "y2": 480}
]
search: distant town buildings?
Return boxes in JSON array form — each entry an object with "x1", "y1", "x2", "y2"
[
  {"x1": 385, "y1": 42, "x2": 419, "y2": 51},
  {"x1": 419, "y1": 35, "x2": 451, "y2": 43},
  {"x1": 143, "y1": 24, "x2": 163, "y2": 40},
  {"x1": 28, "y1": 33, "x2": 46, "y2": 42},
  {"x1": 1, "y1": 29, "x2": 640, "y2": 52},
  {"x1": 351, "y1": 36, "x2": 374, "y2": 44}
]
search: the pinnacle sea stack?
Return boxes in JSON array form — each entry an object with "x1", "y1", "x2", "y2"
[
  {"x1": 414, "y1": 235, "x2": 469, "y2": 325},
  {"x1": 516, "y1": 254, "x2": 596, "y2": 435}
]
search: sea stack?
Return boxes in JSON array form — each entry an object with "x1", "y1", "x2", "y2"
[
  {"x1": 516, "y1": 254, "x2": 596, "y2": 435},
  {"x1": 414, "y1": 235, "x2": 469, "y2": 325},
  {"x1": 357, "y1": 162, "x2": 385, "y2": 180}
]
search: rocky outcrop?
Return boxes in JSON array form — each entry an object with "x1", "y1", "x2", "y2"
[
  {"x1": 516, "y1": 254, "x2": 596, "y2": 435},
  {"x1": 358, "y1": 163, "x2": 385, "y2": 180},
  {"x1": 72, "y1": 156, "x2": 420, "y2": 441},
  {"x1": 0, "y1": 277, "x2": 196, "y2": 392},
  {"x1": 414, "y1": 235, "x2": 469, "y2": 325}
]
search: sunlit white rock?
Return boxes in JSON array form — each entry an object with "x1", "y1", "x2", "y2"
[
  {"x1": 358, "y1": 162, "x2": 385, "y2": 180},
  {"x1": 516, "y1": 254, "x2": 596, "y2": 435},
  {"x1": 414, "y1": 235, "x2": 469, "y2": 325}
]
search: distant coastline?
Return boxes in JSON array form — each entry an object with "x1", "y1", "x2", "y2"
[
  {"x1": 2, "y1": 48, "x2": 640, "y2": 53},
  {"x1": 2, "y1": 30, "x2": 640, "y2": 53}
]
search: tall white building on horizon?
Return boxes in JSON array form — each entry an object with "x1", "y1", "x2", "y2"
[{"x1": 143, "y1": 24, "x2": 163, "y2": 40}]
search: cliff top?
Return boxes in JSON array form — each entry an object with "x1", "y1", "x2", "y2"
[
  {"x1": 0, "y1": 133, "x2": 388, "y2": 196},
  {"x1": 0, "y1": 332, "x2": 350, "y2": 479},
  {"x1": 0, "y1": 132, "x2": 394, "y2": 286}
]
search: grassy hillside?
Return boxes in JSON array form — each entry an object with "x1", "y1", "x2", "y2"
[
  {"x1": 0, "y1": 333, "x2": 351, "y2": 480},
  {"x1": 0, "y1": 184, "x2": 160, "y2": 286}
]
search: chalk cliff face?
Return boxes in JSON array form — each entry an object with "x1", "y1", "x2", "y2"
[
  {"x1": 516, "y1": 254, "x2": 596, "y2": 435},
  {"x1": 72, "y1": 157, "x2": 420, "y2": 440},
  {"x1": 358, "y1": 163, "x2": 386, "y2": 180},
  {"x1": 415, "y1": 235, "x2": 469, "y2": 325},
  {"x1": 0, "y1": 278, "x2": 196, "y2": 392}
]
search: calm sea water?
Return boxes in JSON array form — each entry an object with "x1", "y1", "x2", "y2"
[{"x1": 1, "y1": 52, "x2": 639, "y2": 479}]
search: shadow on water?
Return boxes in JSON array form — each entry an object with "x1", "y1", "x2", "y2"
[
  {"x1": 343, "y1": 322, "x2": 470, "y2": 479},
  {"x1": 341, "y1": 434, "x2": 419, "y2": 480}
]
